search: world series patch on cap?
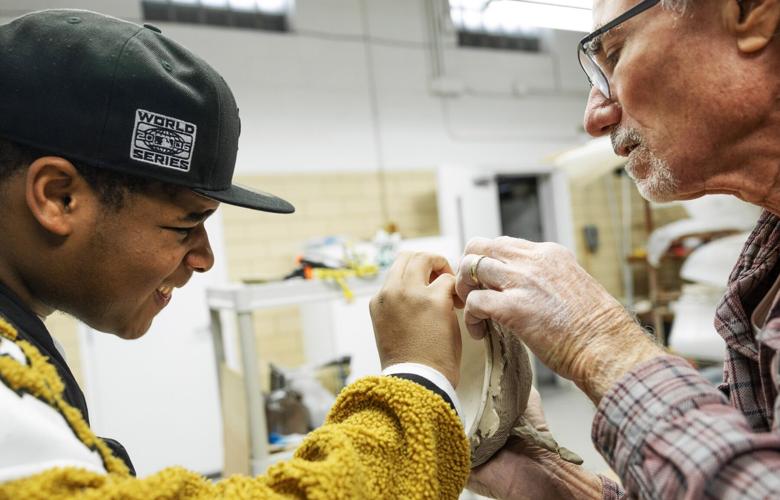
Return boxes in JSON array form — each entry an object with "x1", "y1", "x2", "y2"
[{"x1": 0, "y1": 9, "x2": 294, "y2": 214}]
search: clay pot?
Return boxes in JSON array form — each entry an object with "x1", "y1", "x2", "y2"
[
  {"x1": 456, "y1": 317, "x2": 583, "y2": 468},
  {"x1": 457, "y1": 319, "x2": 532, "y2": 466}
]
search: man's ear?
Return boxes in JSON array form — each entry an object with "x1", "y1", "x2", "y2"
[
  {"x1": 726, "y1": 0, "x2": 780, "y2": 53},
  {"x1": 25, "y1": 157, "x2": 94, "y2": 237}
]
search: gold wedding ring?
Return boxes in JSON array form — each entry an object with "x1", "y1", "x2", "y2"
[{"x1": 469, "y1": 255, "x2": 487, "y2": 288}]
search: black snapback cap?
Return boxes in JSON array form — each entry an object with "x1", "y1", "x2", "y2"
[{"x1": 0, "y1": 9, "x2": 294, "y2": 214}]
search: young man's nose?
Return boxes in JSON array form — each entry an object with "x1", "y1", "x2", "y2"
[
  {"x1": 583, "y1": 86, "x2": 621, "y2": 137},
  {"x1": 185, "y1": 226, "x2": 214, "y2": 273}
]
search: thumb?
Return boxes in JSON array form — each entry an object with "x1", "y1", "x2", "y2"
[{"x1": 429, "y1": 272, "x2": 463, "y2": 307}]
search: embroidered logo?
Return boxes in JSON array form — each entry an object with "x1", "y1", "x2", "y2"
[{"x1": 130, "y1": 109, "x2": 197, "y2": 171}]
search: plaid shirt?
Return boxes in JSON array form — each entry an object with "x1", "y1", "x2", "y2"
[{"x1": 594, "y1": 210, "x2": 780, "y2": 499}]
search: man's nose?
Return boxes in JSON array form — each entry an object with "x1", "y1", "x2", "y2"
[
  {"x1": 583, "y1": 86, "x2": 621, "y2": 137},
  {"x1": 185, "y1": 226, "x2": 215, "y2": 273}
]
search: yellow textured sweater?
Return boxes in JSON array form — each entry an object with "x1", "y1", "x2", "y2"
[{"x1": 0, "y1": 318, "x2": 469, "y2": 499}]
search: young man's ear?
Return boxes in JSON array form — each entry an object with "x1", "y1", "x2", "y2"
[
  {"x1": 25, "y1": 157, "x2": 94, "y2": 237},
  {"x1": 726, "y1": 0, "x2": 780, "y2": 52}
]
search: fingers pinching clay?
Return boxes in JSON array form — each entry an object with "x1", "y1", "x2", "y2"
[{"x1": 456, "y1": 315, "x2": 583, "y2": 467}]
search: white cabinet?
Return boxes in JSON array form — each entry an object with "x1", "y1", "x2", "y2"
[
  {"x1": 207, "y1": 275, "x2": 383, "y2": 474},
  {"x1": 300, "y1": 295, "x2": 380, "y2": 383}
]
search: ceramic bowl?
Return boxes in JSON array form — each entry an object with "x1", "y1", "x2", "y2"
[{"x1": 456, "y1": 317, "x2": 533, "y2": 467}]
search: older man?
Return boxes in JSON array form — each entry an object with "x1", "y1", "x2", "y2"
[{"x1": 459, "y1": 0, "x2": 780, "y2": 497}]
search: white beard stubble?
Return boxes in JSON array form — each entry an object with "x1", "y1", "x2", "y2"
[{"x1": 612, "y1": 127, "x2": 678, "y2": 202}]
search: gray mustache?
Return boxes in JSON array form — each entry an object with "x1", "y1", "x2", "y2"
[{"x1": 611, "y1": 127, "x2": 643, "y2": 152}]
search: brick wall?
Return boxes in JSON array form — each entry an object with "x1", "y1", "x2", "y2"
[
  {"x1": 568, "y1": 172, "x2": 687, "y2": 298},
  {"x1": 222, "y1": 170, "x2": 439, "y2": 281},
  {"x1": 222, "y1": 169, "x2": 440, "y2": 387}
]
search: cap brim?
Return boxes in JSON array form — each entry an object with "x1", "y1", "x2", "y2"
[{"x1": 194, "y1": 183, "x2": 295, "y2": 214}]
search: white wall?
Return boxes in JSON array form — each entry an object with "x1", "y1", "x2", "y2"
[
  {"x1": 1, "y1": 0, "x2": 590, "y2": 173},
  {"x1": 170, "y1": 1, "x2": 590, "y2": 172}
]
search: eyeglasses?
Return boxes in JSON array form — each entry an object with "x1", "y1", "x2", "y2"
[{"x1": 578, "y1": 0, "x2": 661, "y2": 99}]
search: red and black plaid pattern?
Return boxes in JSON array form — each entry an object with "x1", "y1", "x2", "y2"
[{"x1": 593, "y1": 210, "x2": 780, "y2": 499}]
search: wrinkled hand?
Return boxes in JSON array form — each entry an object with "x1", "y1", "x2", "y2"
[
  {"x1": 456, "y1": 237, "x2": 662, "y2": 400},
  {"x1": 468, "y1": 388, "x2": 603, "y2": 500},
  {"x1": 370, "y1": 251, "x2": 462, "y2": 387}
]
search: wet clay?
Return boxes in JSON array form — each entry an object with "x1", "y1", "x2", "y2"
[{"x1": 456, "y1": 317, "x2": 583, "y2": 468}]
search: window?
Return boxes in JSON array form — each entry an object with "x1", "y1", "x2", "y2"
[
  {"x1": 142, "y1": 0, "x2": 293, "y2": 32},
  {"x1": 450, "y1": 0, "x2": 591, "y2": 50}
]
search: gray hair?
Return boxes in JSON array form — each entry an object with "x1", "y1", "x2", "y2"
[{"x1": 661, "y1": 0, "x2": 692, "y2": 14}]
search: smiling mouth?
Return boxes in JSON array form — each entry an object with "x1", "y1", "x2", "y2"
[{"x1": 155, "y1": 286, "x2": 173, "y2": 306}]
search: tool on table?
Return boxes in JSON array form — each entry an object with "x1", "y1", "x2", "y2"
[{"x1": 310, "y1": 264, "x2": 379, "y2": 301}]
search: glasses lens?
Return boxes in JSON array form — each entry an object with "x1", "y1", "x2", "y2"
[{"x1": 578, "y1": 46, "x2": 610, "y2": 99}]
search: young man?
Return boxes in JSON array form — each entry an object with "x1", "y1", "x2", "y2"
[
  {"x1": 0, "y1": 9, "x2": 468, "y2": 498},
  {"x1": 458, "y1": 0, "x2": 780, "y2": 497}
]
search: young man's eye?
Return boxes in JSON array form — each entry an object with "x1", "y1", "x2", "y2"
[{"x1": 164, "y1": 226, "x2": 195, "y2": 238}]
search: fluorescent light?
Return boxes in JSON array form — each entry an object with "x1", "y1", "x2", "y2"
[
  {"x1": 450, "y1": 8, "x2": 464, "y2": 26},
  {"x1": 255, "y1": 0, "x2": 291, "y2": 14},
  {"x1": 455, "y1": 0, "x2": 490, "y2": 9},
  {"x1": 451, "y1": 0, "x2": 592, "y2": 33},
  {"x1": 540, "y1": 0, "x2": 591, "y2": 8},
  {"x1": 157, "y1": 0, "x2": 292, "y2": 14},
  {"x1": 488, "y1": 1, "x2": 591, "y2": 32},
  {"x1": 228, "y1": 0, "x2": 256, "y2": 11},
  {"x1": 462, "y1": 9, "x2": 484, "y2": 31},
  {"x1": 218, "y1": 0, "x2": 290, "y2": 13}
]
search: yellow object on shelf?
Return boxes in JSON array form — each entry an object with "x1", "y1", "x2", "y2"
[{"x1": 312, "y1": 264, "x2": 380, "y2": 301}]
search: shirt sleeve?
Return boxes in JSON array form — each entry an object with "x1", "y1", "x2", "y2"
[
  {"x1": 599, "y1": 475, "x2": 625, "y2": 499},
  {"x1": 382, "y1": 362, "x2": 463, "y2": 422},
  {"x1": 0, "y1": 375, "x2": 470, "y2": 499},
  {"x1": 592, "y1": 354, "x2": 780, "y2": 499}
]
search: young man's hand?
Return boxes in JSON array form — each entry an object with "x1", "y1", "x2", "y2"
[{"x1": 370, "y1": 251, "x2": 462, "y2": 387}]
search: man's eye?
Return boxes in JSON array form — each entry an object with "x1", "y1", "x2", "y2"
[
  {"x1": 164, "y1": 226, "x2": 195, "y2": 238},
  {"x1": 604, "y1": 47, "x2": 621, "y2": 69}
]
